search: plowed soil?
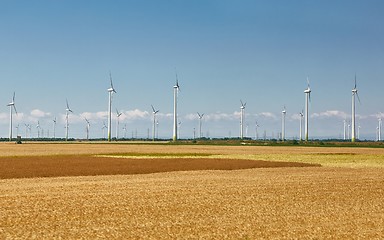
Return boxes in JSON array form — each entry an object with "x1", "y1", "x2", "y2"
[{"x1": 0, "y1": 155, "x2": 319, "y2": 179}]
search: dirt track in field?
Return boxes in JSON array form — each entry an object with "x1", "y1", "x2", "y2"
[{"x1": 0, "y1": 155, "x2": 319, "y2": 179}]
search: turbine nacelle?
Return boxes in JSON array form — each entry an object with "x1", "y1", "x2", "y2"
[
  {"x1": 108, "y1": 72, "x2": 117, "y2": 93},
  {"x1": 66, "y1": 99, "x2": 73, "y2": 113},
  {"x1": 151, "y1": 105, "x2": 159, "y2": 115},
  {"x1": 240, "y1": 100, "x2": 246, "y2": 109},
  {"x1": 7, "y1": 92, "x2": 17, "y2": 114}
]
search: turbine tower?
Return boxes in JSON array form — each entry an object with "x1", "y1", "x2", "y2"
[
  {"x1": 36, "y1": 121, "x2": 41, "y2": 138},
  {"x1": 172, "y1": 73, "x2": 180, "y2": 141},
  {"x1": 282, "y1": 106, "x2": 286, "y2": 141},
  {"x1": 85, "y1": 118, "x2": 90, "y2": 140},
  {"x1": 378, "y1": 117, "x2": 382, "y2": 141},
  {"x1": 7, "y1": 92, "x2": 17, "y2": 141},
  {"x1": 299, "y1": 110, "x2": 304, "y2": 141},
  {"x1": 240, "y1": 100, "x2": 246, "y2": 139},
  {"x1": 343, "y1": 119, "x2": 347, "y2": 140},
  {"x1": 197, "y1": 112, "x2": 204, "y2": 139},
  {"x1": 255, "y1": 121, "x2": 260, "y2": 140},
  {"x1": 102, "y1": 121, "x2": 107, "y2": 139},
  {"x1": 65, "y1": 99, "x2": 73, "y2": 141},
  {"x1": 151, "y1": 105, "x2": 159, "y2": 141},
  {"x1": 116, "y1": 109, "x2": 122, "y2": 140},
  {"x1": 304, "y1": 78, "x2": 311, "y2": 141},
  {"x1": 107, "y1": 72, "x2": 117, "y2": 142},
  {"x1": 351, "y1": 75, "x2": 360, "y2": 142},
  {"x1": 53, "y1": 117, "x2": 57, "y2": 139}
]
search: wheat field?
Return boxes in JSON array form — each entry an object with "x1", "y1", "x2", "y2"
[{"x1": 1, "y1": 142, "x2": 384, "y2": 239}]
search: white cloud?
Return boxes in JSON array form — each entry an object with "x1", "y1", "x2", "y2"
[
  {"x1": 311, "y1": 110, "x2": 348, "y2": 119},
  {"x1": 31, "y1": 109, "x2": 52, "y2": 118},
  {"x1": 256, "y1": 112, "x2": 277, "y2": 120},
  {"x1": 121, "y1": 109, "x2": 150, "y2": 121}
]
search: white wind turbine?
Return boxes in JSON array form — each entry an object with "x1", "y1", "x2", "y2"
[
  {"x1": 255, "y1": 121, "x2": 260, "y2": 140},
  {"x1": 116, "y1": 109, "x2": 122, "y2": 140},
  {"x1": 240, "y1": 100, "x2": 246, "y2": 139},
  {"x1": 123, "y1": 123, "x2": 127, "y2": 139},
  {"x1": 53, "y1": 117, "x2": 57, "y2": 139},
  {"x1": 172, "y1": 73, "x2": 180, "y2": 141},
  {"x1": 351, "y1": 75, "x2": 360, "y2": 142},
  {"x1": 304, "y1": 78, "x2": 311, "y2": 141},
  {"x1": 65, "y1": 99, "x2": 73, "y2": 141},
  {"x1": 343, "y1": 119, "x2": 347, "y2": 140},
  {"x1": 7, "y1": 92, "x2": 17, "y2": 141},
  {"x1": 156, "y1": 120, "x2": 159, "y2": 139},
  {"x1": 85, "y1": 118, "x2": 90, "y2": 140},
  {"x1": 107, "y1": 72, "x2": 117, "y2": 142},
  {"x1": 151, "y1": 105, "x2": 159, "y2": 141},
  {"x1": 378, "y1": 117, "x2": 382, "y2": 141},
  {"x1": 24, "y1": 124, "x2": 29, "y2": 139},
  {"x1": 15, "y1": 124, "x2": 19, "y2": 137},
  {"x1": 197, "y1": 112, "x2": 204, "y2": 139},
  {"x1": 282, "y1": 106, "x2": 286, "y2": 141},
  {"x1": 102, "y1": 121, "x2": 107, "y2": 139},
  {"x1": 299, "y1": 110, "x2": 304, "y2": 141},
  {"x1": 36, "y1": 121, "x2": 41, "y2": 138}
]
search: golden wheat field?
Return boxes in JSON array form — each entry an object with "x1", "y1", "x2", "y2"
[{"x1": 1, "y1": 142, "x2": 384, "y2": 239}]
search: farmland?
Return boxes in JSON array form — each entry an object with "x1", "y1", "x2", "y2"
[{"x1": 1, "y1": 142, "x2": 384, "y2": 239}]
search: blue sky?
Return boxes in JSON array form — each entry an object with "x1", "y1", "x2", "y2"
[{"x1": 1, "y1": 0, "x2": 383, "y2": 140}]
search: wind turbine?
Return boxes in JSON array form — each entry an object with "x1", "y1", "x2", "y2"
[
  {"x1": 358, "y1": 124, "x2": 361, "y2": 140},
  {"x1": 116, "y1": 109, "x2": 122, "y2": 140},
  {"x1": 172, "y1": 73, "x2": 180, "y2": 141},
  {"x1": 282, "y1": 106, "x2": 286, "y2": 141},
  {"x1": 351, "y1": 75, "x2": 360, "y2": 142},
  {"x1": 123, "y1": 123, "x2": 127, "y2": 139},
  {"x1": 102, "y1": 121, "x2": 107, "y2": 139},
  {"x1": 24, "y1": 124, "x2": 29, "y2": 139},
  {"x1": 36, "y1": 121, "x2": 41, "y2": 138},
  {"x1": 107, "y1": 72, "x2": 117, "y2": 142},
  {"x1": 151, "y1": 105, "x2": 159, "y2": 141},
  {"x1": 304, "y1": 78, "x2": 311, "y2": 141},
  {"x1": 378, "y1": 117, "x2": 382, "y2": 141},
  {"x1": 343, "y1": 119, "x2": 347, "y2": 140},
  {"x1": 348, "y1": 122, "x2": 351, "y2": 140},
  {"x1": 178, "y1": 121, "x2": 182, "y2": 139},
  {"x1": 7, "y1": 92, "x2": 17, "y2": 141},
  {"x1": 65, "y1": 99, "x2": 73, "y2": 141},
  {"x1": 53, "y1": 117, "x2": 57, "y2": 139},
  {"x1": 85, "y1": 118, "x2": 90, "y2": 140},
  {"x1": 156, "y1": 120, "x2": 159, "y2": 139},
  {"x1": 15, "y1": 124, "x2": 19, "y2": 137},
  {"x1": 255, "y1": 121, "x2": 260, "y2": 140},
  {"x1": 197, "y1": 112, "x2": 204, "y2": 139},
  {"x1": 240, "y1": 100, "x2": 246, "y2": 139},
  {"x1": 299, "y1": 110, "x2": 304, "y2": 141}
]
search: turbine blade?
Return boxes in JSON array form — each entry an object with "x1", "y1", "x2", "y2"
[
  {"x1": 151, "y1": 105, "x2": 156, "y2": 113},
  {"x1": 13, "y1": 105, "x2": 17, "y2": 115},
  {"x1": 13, "y1": 92, "x2": 15, "y2": 102},
  {"x1": 354, "y1": 74, "x2": 357, "y2": 89},
  {"x1": 109, "y1": 71, "x2": 117, "y2": 93},
  {"x1": 356, "y1": 92, "x2": 361, "y2": 104},
  {"x1": 307, "y1": 77, "x2": 310, "y2": 88}
]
